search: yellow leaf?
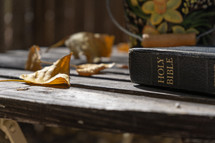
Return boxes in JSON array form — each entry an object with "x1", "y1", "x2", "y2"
[
  {"x1": 157, "y1": 22, "x2": 168, "y2": 34},
  {"x1": 172, "y1": 25, "x2": 186, "y2": 33},
  {"x1": 164, "y1": 10, "x2": 183, "y2": 23},
  {"x1": 142, "y1": 1, "x2": 154, "y2": 14},
  {"x1": 167, "y1": 0, "x2": 181, "y2": 10},
  {"x1": 25, "y1": 45, "x2": 42, "y2": 71},
  {"x1": 116, "y1": 64, "x2": 129, "y2": 69},
  {"x1": 20, "y1": 53, "x2": 72, "y2": 87},
  {"x1": 76, "y1": 63, "x2": 115, "y2": 76},
  {"x1": 150, "y1": 13, "x2": 163, "y2": 25}
]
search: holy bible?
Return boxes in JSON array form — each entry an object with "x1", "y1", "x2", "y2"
[{"x1": 129, "y1": 46, "x2": 215, "y2": 94}]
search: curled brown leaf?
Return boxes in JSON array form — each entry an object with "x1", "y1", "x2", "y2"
[
  {"x1": 25, "y1": 45, "x2": 42, "y2": 71},
  {"x1": 65, "y1": 32, "x2": 115, "y2": 63},
  {"x1": 20, "y1": 53, "x2": 72, "y2": 87},
  {"x1": 116, "y1": 43, "x2": 130, "y2": 53},
  {"x1": 76, "y1": 63, "x2": 115, "y2": 76}
]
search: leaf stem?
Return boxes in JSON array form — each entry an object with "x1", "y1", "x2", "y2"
[
  {"x1": 0, "y1": 79, "x2": 24, "y2": 82},
  {"x1": 40, "y1": 60, "x2": 53, "y2": 65}
]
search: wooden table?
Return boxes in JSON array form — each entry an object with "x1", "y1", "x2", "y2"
[{"x1": 0, "y1": 47, "x2": 215, "y2": 140}]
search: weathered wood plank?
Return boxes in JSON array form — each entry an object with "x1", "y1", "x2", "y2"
[
  {"x1": 0, "y1": 48, "x2": 215, "y2": 105},
  {"x1": 0, "y1": 68, "x2": 215, "y2": 105},
  {"x1": 0, "y1": 47, "x2": 129, "y2": 69},
  {"x1": 61, "y1": 0, "x2": 76, "y2": 35},
  {"x1": 70, "y1": 70, "x2": 130, "y2": 82},
  {"x1": 44, "y1": 0, "x2": 55, "y2": 46},
  {"x1": 84, "y1": 0, "x2": 95, "y2": 32},
  {"x1": 33, "y1": 0, "x2": 45, "y2": 45},
  {"x1": 12, "y1": 0, "x2": 25, "y2": 50},
  {"x1": 24, "y1": 0, "x2": 34, "y2": 49},
  {"x1": 0, "y1": 77, "x2": 215, "y2": 139},
  {"x1": 0, "y1": 0, "x2": 4, "y2": 52},
  {"x1": 109, "y1": 0, "x2": 128, "y2": 42},
  {"x1": 74, "y1": 0, "x2": 85, "y2": 32},
  {"x1": 2, "y1": 48, "x2": 215, "y2": 139},
  {"x1": 0, "y1": 47, "x2": 130, "y2": 81}
]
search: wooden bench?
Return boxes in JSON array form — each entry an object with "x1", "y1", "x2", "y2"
[{"x1": 0, "y1": 47, "x2": 215, "y2": 141}]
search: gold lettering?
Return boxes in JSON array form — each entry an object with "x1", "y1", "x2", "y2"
[
  {"x1": 158, "y1": 76, "x2": 165, "y2": 83},
  {"x1": 158, "y1": 68, "x2": 164, "y2": 75},
  {"x1": 167, "y1": 79, "x2": 173, "y2": 85},
  {"x1": 167, "y1": 69, "x2": 174, "y2": 76},
  {"x1": 166, "y1": 58, "x2": 173, "y2": 63},
  {"x1": 166, "y1": 58, "x2": 174, "y2": 85},
  {"x1": 157, "y1": 57, "x2": 165, "y2": 84},
  {"x1": 166, "y1": 58, "x2": 174, "y2": 70},
  {"x1": 157, "y1": 57, "x2": 164, "y2": 64},
  {"x1": 167, "y1": 75, "x2": 173, "y2": 79},
  {"x1": 157, "y1": 57, "x2": 164, "y2": 68},
  {"x1": 157, "y1": 57, "x2": 174, "y2": 85}
]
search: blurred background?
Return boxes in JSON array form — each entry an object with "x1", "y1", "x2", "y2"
[{"x1": 0, "y1": 0, "x2": 128, "y2": 52}]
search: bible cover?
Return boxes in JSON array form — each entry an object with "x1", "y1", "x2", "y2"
[{"x1": 129, "y1": 46, "x2": 215, "y2": 94}]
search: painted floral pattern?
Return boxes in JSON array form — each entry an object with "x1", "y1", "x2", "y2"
[
  {"x1": 142, "y1": 0, "x2": 183, "y2": 25},
  {"x1": 124, "y1": 0, "x2": 215, "y2": 47}
]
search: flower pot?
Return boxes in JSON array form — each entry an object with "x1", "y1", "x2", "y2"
[{"x1": 123, "y1": 0, "x2": 215, "y2": 47}]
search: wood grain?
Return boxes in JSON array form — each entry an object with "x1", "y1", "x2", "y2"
[
  {"x1": 0, "y1": 47, "x2": 129, "y2": 69},
  {"x1": 0, "y1": 68, "x2": 215, "y2": 104},
  {"x1": 12, "y1": 0, "x2": 25, "y2": 50},
  {"x1": 0, "y1": 48, "x2": 214, "y2": 104},
  {"x1": 1, "y1": 48, "x2": 215, "y2": 139},
  {"x1": 0, "y1": 77, "x2": 215, "y2": 139},
  {"x1": 0, "y1": 0, "x2": 4, "y2": 52}
]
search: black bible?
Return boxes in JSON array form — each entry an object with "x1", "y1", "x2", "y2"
[{"x1": 129, "y1": 46, "x2": 215, "y2": 94}]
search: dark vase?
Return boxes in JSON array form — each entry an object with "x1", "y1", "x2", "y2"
[{"x1": 124, "y1": 0, "x2": 215, "y2": 47}]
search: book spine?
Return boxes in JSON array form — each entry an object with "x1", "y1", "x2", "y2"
[{"x1": 129, "y1": 49, "x2": 215, "y2": 94}]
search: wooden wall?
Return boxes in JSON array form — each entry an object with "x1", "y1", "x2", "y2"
[
  {"x1": 0, "y1": 0, "x2": 127, "y2": 51},
  {"x1": 0, "y1": 0, "x2": 4, "y2": 52}
]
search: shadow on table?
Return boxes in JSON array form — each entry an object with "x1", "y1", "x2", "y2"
[{"x1": 134, "y1": 84, "x2": 215, "y2": 105}]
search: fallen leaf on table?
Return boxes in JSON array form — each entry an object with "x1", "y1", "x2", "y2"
[
  {"x1": 20, "y1": 53, "x2": 72, "y2": 87},
  {"x1": 66, "y1": 32, "x2": 115, "y2": 63},
  {"x1": 116, "y1": 64, "x2": 129, "y2": 69},
  {"x1": 97, "y1": 34, "x2": 115, "y2": 58},
  {"x1": 76, "y1": 63, "x2": 115, "y2": 76},
  {"x1": 0, "y1": 53, "x2": 72, "y2": 88},
  {"x1": 116, "y1": 43, "x2": 130, "y2": 53},
  {"x1": 47, "y1": 32, "x2": 115, "y2": 63},
  {"x1": 25, "y1": 45, "x2": 42, "y2": 71}
]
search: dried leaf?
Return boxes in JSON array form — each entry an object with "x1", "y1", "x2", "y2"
[
  {"x1": 116, "y1": 43, "x2": 130, "y2": 53},
  {"x1": 76, "y1": 63, "x2": 115, "y2": 76},
  {"x1": 65, "y1": 32, "x2": 115, "y2": 63},
  {"x1": 97, "y1": 34, "x2": 115, "y2": 57},
  {"x1": 25, "y1": 45, "x2": 42, "y2": 71},
  {"x1": 116, "y1": 64, "x2": 129, "y2": 69},
  {"x1": 20, "y1": 53, "x2": 72, "y2": 87}
]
